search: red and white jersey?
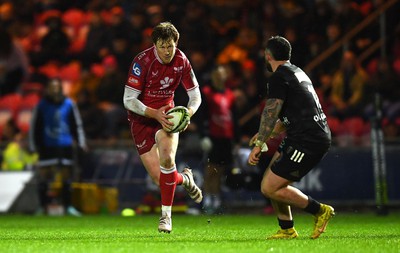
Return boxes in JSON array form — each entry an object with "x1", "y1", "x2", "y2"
[{"x1": 125, "y1": 46, "x2": 199, "y2": 121}]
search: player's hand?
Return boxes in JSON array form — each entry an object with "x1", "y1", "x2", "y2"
[
  {"x1": 180, "y1": 119, "x2": 190, "y2": 132},
  {"x1": 155, "y1": 105, "x2": 174, "y2": 130},
  {"x1": 248, "y1": 146, "x2": 261, "y2": 166}
]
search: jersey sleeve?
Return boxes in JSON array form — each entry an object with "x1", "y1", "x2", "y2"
[
  {"x1": 125, "y1": 58, "x2": 146, "y2": 93},
  {"x1": 267, "y1": 73, "x2": 288, "y2": 100},
  {"x1": 180, "y1": 53, "x2": 199, "y2": 91}
]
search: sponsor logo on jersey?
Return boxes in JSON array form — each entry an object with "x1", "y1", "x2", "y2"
[
  {"x1": 160, "y1": 76, "x2": 174, "y2": 89},
  {"x1": 128, "y1": 76, "x2": 139, "y2": 85},
  {"x1": 131, "y1": 62, "x2": 141, "y2": 76},
  {"x1": 173, "y1": 66, "x2": 183, "y2": 72},
  {"x1": 313, "y1": 112, "x2": 327, "y2": 122},
  {"x1": 137, "y1": 52, "x2": 146, "y2": 60}
]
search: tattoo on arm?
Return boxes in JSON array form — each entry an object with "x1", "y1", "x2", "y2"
[{"x1": 257, "y1": 98, "x2": 283, "y2": 142}]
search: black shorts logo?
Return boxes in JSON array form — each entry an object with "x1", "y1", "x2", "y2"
[{"x1": 290, "y1": 149, "x2": 305, "y2": 163}]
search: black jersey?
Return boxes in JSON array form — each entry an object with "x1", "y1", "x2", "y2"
[{"x1": 267, "y1": 63, "x2": 331, "y2": 152}]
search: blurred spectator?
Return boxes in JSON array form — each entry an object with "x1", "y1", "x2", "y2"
[
  {"x1": 108, "y1": 6, "x2": 133, "y2": 44},
  {"x1": 330, "y1": 50, "x2": 368, "y2": 120},
  {"x1": 95, "y1": 55, "x2": 126, "y2": 141},
  {"x1": 364, "y1": 57, "x2": 400, "y2": 137},
  {"x1": 0, "y1": 27, "x2": 30, "y2": 96},
  {"x1": 146, "y1": 4, "x2": 165, "y2": 28},
  {"x1": 201, "y1": 0, "x2": 242, "y2": 52},
  {"x1": 110, "y1": 34, "x2": 133, "y2": 73},
  {"x1": 187, "y1": 50, "x2": 213, "y2": 86},
  {"x1": 216, "y1": 27, "x2": 258, "y2": 67},
  {"x1": 81, "y1": 9, "x2": 111, "y2": 70},
  {"x1": 76, "y1": 88, "x2": 106, "y2": 140},
  {"x1": 128, "y1": 8, "x2": 147, "y2": 55},
  {"x1": 178, "y1": 1, "x2": 213, "y2": 52},
  {"x1": 283, "y1": 26, "x2": 310, "y2": 68},
  {"x1": 304, "y1": 0, "x2": 334, "y2": 37},
  {"x1": 31, "y1": 12, "x2": 70, "y2": 66},
  {"x1": 315, "y1": 72, "x2": 334, "y2": 115},
  {"x1": 332, "y1": 0, "x2": 364, "y2": 33},
  {"x1": 29, "y1": 78, "x2": 87, "y2": 216},
  {"x1": 319, "y1": 22, "x2": 343, "y2": 74},
  {"x1": 201, "y1": 65, "x2": 237, "y2": 214},
  {"x1": 276, "y1": 0, "x2": 307, "y2": 31},
  {"x1": 0, "y1": 1, "x2": 15, "y2": 29},
  {"x1": 1, "y1": 118, "x2": 38, "y2": 171}
]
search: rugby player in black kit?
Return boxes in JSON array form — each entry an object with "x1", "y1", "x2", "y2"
[{"x1": 247, "y1": 36, "x2": 335, "y2": 239}]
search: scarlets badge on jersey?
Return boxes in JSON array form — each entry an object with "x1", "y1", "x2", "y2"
[{"x1": 131, "y1": 62, "x2": 142, "y2": 76}]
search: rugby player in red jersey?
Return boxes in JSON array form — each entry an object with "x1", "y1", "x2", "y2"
[{"x1": 123, "y1": 22, "x2": 202, "y2": 233}]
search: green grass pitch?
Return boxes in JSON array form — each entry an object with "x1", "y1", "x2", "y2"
[{"x1": 0, "y1": 212, "x2": 399, "y2": 253}]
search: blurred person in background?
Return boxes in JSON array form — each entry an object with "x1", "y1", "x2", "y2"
[
  {"x1": 81, "y1": 8, "x2": 112, "y2": 70},
  {"x1": 0, "y1": 27, "x2": 29, "y2": 96},
  {"x1": 95, "y1": 55, "x2": 126, "y2": 142},
  {"x1": 247, "y1": 36, "x2": 334, "y2": 239},
  {"x1": 29, "y1": 78, "x2": 87, "y2": 216},
  {"x1": 201, "y1": 64, "x2": 237, "y2": 214},
  {"x1": 1, "y1": 118, "x2": 38, "y2": 171},
  {"x1": 363, "y1": 57, "x2": 400, "y2": 138},
  {"x1": 32, "y1": 13, "x2": 70, "y2": 66},
  {"x1": 123, "y1": 22, "x2": 202, "y2": 233},
  {"x1": 330, "y1": 50, "x2": 367, "y2": 120}
]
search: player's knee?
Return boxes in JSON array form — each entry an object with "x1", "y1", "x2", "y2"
[
  {"x1": 160, "y1": 157, "x2": 174, "y2": 169},
  {"x1": 261, "y1": 185, "x2": 272, "y2": 198}
]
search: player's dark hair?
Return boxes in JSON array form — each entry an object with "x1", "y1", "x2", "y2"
[
  {"x1": 265, "y1": 36, "x2": 291, "y2": 61},
  {"x1": 151, "y1": 22, "x2": 180, "y2": 44}
]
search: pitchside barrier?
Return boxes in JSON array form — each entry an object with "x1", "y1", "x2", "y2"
[
  {"x1": 77, "y1": 145, "x2": 400, "y2": 211},
  {"x1": 1, "y1": 145, "x2": 399, "y2": 214}
]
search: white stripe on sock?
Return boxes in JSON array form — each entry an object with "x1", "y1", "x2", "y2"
[{"x1": 160, "y1": 165, "x2": 176, "y2": 174}]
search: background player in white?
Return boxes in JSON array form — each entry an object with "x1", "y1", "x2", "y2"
[
  {"x1": 248, "y1": 36, "x2": 335, "y2": 239},
  {"x1": 123, "y1": 22, "x2": 202, "y2": 233}
]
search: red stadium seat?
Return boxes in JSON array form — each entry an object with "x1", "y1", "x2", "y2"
[
  {"x1": 62, "y1": 9, "x2": 88, "y2": 53},
  {"x1": 15, "y1": 94, "x2": 41, "y2": 133},
  {"x1": 343, "y1": 117, "x2": 365, "y2": 137},
  {"x1": 327, "y1": 117, "x2": 342, "y2": 136},
  {"x1": 38, "y1": 62, "x2": 60, "y2": 79},
  {"x1": 59, "y1": 62, "x2": 82, "y2": 82},
  {"x1": 0, "y1": 93, "x2": 22, "y2": 138}
]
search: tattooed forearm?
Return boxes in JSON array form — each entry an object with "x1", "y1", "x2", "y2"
[{"x1": 257, "y1": 98, "x2": 283, "y2": 142}]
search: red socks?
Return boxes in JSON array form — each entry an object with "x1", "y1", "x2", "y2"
[{"x1": 159, "y1": 166, "x2": 182, "y2": 206}]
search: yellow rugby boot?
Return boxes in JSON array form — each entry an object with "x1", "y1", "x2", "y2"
[
  {"x1": 267, "y1": 228, "x2": 299, "y2": 239},
  {"x1": 311, "y1": 204, "x2": 335, "y2": 239}
]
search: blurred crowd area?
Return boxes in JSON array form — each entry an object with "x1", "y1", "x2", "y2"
[{"x1": 1, "y1": 0, "x2": 400, "y2": 147}]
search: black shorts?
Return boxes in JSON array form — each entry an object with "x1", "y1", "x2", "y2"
[
  {"x1": 208, "y1": 137, "x2": 233, "y2": 166},
  {"x1": 271, "y1": 139, "x2": 329, "y2": 182},
  {"x1": 38, "y1": 146, "x2": 74, "y2": 167}
]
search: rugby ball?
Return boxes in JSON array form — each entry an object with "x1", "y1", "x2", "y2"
[{"x1": 164, "y1": 106, "x2": 190, "y2": 133}]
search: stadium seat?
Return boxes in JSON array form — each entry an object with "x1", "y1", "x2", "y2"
[
  {"x1": 62, "y1": 9, "x2": 88, "y2": 53},
  {"x1": 15, "y1": 93, "x2": 41, "y2": 133},
  {"x1": 59, "y1": 61, "x2": 82, "y2": 82},
  {"x1": 62, "y1": 8, "x2": 87, "y2": 28},
  {"x1": 343, "y1": 117, "x2": 366, "y2": 137},
  {"x1": 38, "y1": 62, "x2": 60, "y2": 79},
  {"x1": 20, "y1": 82, "x2": 44, "y2": 96},
  {"x1": 327, "y1": 116, "x2": 342, "y2": 136},
  {"x1": 0, "y1": 93, "x2": 22, "y2": 138},
  {"x1": 0, "y1": 93, "x2": 22, "y2": 123}
]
